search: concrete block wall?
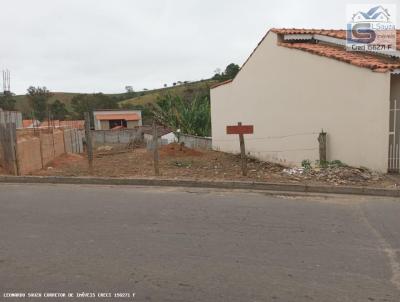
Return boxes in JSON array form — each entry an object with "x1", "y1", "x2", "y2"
[
  {"x1": 12, "y1": 128, "x2": 84, "y2": 175},
  {"x1": 92, "y1": 129, "x2": 142, "y2": 145},
  {"x1": 53, "y1": 130, "x2": 65, "y2": 157},
  {"x1": 16, "y1": 137, "x2": 42, "y2": 175},
  {"x1": 179, "y1": 134, "x2": 212, "y2": 150},
  {"x1": 40, "y1": 132, "x2": 56, "y2": 166}
]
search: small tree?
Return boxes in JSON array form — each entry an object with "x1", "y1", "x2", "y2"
[
  {"x1": 224, "y1": 63, "x2": 240, "y2": 79},
  {"x1": 26, "y1": 86, "x2": 53, "y2": 121},
  {"x1": 212, "y1": 63, "x2": 240, "y2": 81},
  {"x1": 50, "y1": 99, "x2": 69, "y2": 120},
  {"x1": 0, "y1": 91, "x2": 16, "y2": 111},
  {"x1": 125, "y1": 85, "x2": 134, "y2": 93}
]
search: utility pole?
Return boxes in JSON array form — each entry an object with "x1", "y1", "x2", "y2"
[{"x1": 84, "y1": 112, "x2": 93, "y2": 173}]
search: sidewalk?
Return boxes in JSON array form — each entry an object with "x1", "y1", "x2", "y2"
[{"x1": 0, "y1": 175, "x2": 399, "y2": 198}]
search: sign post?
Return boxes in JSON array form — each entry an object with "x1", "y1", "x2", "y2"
[{"x1": 226, "y1": 122, "x2": 254, "y2": 176}]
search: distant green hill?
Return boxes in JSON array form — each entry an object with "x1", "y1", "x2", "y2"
[
  {"x1": 14, "y1": 92, "x2": 80, "y2": 118},
  {"x1": 13, "y1": 79, "x2": 217, "y2": 118},
  {"x1": 119, "y1": 80, "x2": 216, "y2": 107}
]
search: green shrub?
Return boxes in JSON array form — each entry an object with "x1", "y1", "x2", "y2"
[{"x1": 301, "y1": 159, "x2": 312, "y2": 171}]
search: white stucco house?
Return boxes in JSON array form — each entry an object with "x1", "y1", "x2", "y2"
[
  {"x1": 93, "y1": 110, "x2": 142, "y2": 130},
  {"x1": 211, "y1": 28, "x2": 400, "y2": 173}
]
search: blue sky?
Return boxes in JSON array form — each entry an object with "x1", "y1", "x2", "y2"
[{"x1": 0, "y1": 0, "x2": 398, "y2": 94}]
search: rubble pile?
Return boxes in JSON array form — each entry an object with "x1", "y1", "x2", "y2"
[
  {"x1": 283, "y1": 165, "x2": 382, "y2": 185},
  {"x1": 312, "y1": 167, "x2": 380, "y2": 184}
]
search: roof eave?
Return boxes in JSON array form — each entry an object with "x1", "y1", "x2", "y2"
[
  {"x1": 283, "y1": 33, "x2": 400, "y2": 58},
  {"x1": 210, "y1": 79, "x2": 233, "y2": 89}
]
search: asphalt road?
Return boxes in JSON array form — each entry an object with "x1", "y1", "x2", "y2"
[{"x1": 0, "y1": 184, "x2": 399, "y2": 302}]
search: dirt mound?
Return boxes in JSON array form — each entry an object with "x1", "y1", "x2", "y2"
[
  {"x1": 46, "y1": 153, "x2": 84, "y2": 168},
  {"x1": 159, "y1": 143, "x2": 203, "y2": 157}
]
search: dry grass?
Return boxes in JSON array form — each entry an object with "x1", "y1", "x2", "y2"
[{"x1": 32, "y1": 143, "x2": 400, "y2": 189}]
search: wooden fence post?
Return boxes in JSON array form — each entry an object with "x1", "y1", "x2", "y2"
[
  {"x1": 152, "y1": 121, "x2": 160, "y2": 176},
  {"x1": 9, "y1": 121, "x2": 19, "y2": 175},
  {"x1": 238, "y1": 122, "x2": 247, "y2": 176},
  {"x1": 226, "y1": 122, "x2": 253, "y2": 177},
  {"x1": 84, "y1": 112, "x2": 94, "y2": 173},
  {"x1": 39, "y1": 131, "x2": 44, "y2": 169},
  {"x1": 62, "y1": 128, "x2": 66, "y2": 153},
  {"x1": 318, "y1": 130, "x2": 327, "y2": 163}
]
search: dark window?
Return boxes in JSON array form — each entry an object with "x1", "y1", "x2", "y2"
[{"x1": 109, "y1": 120, "x2": 127, "y2": 128}]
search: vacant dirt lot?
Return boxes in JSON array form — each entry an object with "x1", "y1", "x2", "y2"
[{"x1": 31, "y1": 143, "x2": 400, "y2": 188}]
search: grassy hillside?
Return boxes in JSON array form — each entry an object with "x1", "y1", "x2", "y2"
[
  {"x1": 14, "y1": 92, "x2": 80, "y2": 117},
  {"x1": 13, "y1": 79, "x2": 217, "y2": 118},
  {"x1": 119, "y1": 80, "x2": 216, "y2": 107}
]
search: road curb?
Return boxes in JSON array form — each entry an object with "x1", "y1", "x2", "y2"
[{"x1": 0, "y1": 175, "x2": 399, "y2": 197}]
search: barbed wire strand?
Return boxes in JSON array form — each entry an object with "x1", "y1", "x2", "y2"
[{"x1": 213, "y1": 132, "x2": 319, "y2": 142}]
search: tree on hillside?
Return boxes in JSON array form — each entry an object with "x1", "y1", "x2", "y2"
[
  {"x1": 224, "y1": 63, "x2": 240, "y2": 79},
  {"x1": 151, "y1": 94, "x2": 211, "y2": 137},
  {"x1": 71, "y1": 93, "x2": 119, "y2": 119},
  {"x1": 125, "y1": 86, "x2": 134, "y2": 93},
  {"x1": 0, "y1": 91, "x2": 16, "y2": 111},
  {"x1": 50, "y1": 99, "x2": 69, "y2": 120},
  {"x1": 212, "y1": 63, "x2": 240, "y2": 82},
  {"x1": 26, "y1": 86, "x2": 53, "y2": 121},
  {"x1": 123, "y1": 86, "x2": 137, "y2": 99}
]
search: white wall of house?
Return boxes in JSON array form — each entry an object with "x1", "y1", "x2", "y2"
[{"x1": 211, "y1": 32, "x2": 391, "y2": 172}]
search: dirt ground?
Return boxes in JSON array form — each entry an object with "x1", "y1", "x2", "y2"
[{"x1": 30, "y1": 143, "x2": 400, "y2": 189}]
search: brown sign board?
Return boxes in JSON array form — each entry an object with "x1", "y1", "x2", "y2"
[{"x1": 226, "y1": 125, "x2": 254, "y2": 135}]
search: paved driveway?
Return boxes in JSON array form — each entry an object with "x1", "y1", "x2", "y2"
[{"x1": 0, "y1": 184, "x2": 399, "y2": 301}]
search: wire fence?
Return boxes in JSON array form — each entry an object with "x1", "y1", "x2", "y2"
[
  {"x1": 213, "y1": 131, "x2": 319, "y2": 142},
  {"x1": 213, "y1": 131, "x2": 320, "y2": 154}
]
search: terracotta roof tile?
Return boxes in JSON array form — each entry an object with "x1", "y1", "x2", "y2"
[
  {"x1": 278, "y1": 41, "x2": 400, "y2": 72},
  {"x1": 271, "y1": 28, "x2": 348, "y2": 40},
  {"x1": 95, "y1": 113, "x2": 140, "y2": 121},
  {"x1": 211, "y1": 28, "x2": 400, "y2": 89}
]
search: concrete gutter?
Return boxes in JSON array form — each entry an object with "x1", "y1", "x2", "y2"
[{"x1": 0, "y1": 176, "x2": 399, "y2": 198}]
